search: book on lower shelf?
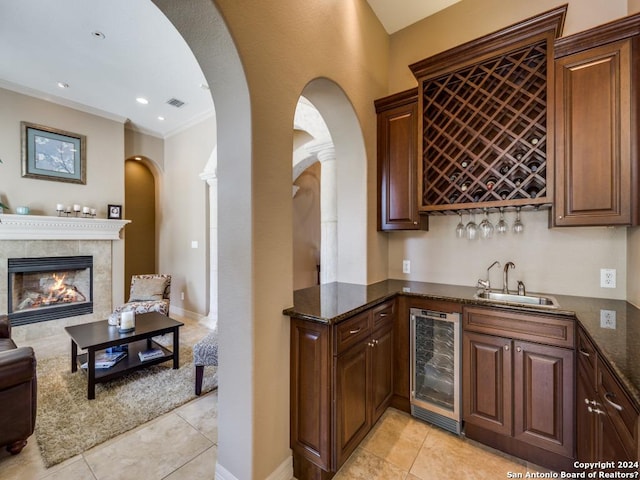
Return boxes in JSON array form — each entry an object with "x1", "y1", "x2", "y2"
[
  {"x1": 138, "y1": 348, "x2": 165, "y2": 361},
  {"x1": 81, "y1": 351, "x2": 127, "y2": 369}
]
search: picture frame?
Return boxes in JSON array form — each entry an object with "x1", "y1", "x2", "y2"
[
  {"x1": 21, "y1": 121, "x2": 86, "y2": 184},
  {"x1": 108, "y1": 204, "x2": 122, "y2": 220}
]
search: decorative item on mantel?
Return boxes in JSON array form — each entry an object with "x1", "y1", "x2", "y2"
[{"x1": 56, "y1": 204, "x2": 96, "y2": 217}]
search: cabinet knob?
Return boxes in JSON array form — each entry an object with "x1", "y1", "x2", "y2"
[
  {"x1": 584, "y1": 398, "x2": 599, "y2": 407},
  {"x1": 578, "y1": 348, "x2": 591, "y2": 357},
  {"x1": 349, "y1": 328, "x2": 361, "y2": 335},
  {"x1": 516, "y1": 346, "x2": 522, "y2": 353},
  {"x1": 558, "y1": 215, "x2": 563, "y2": 219},
  {"x1": 587, "y1": 406, "x2": 605, "y2": 415},
  {"x1": 504, "y1": 345, "x2": 510, "y2": 351}
]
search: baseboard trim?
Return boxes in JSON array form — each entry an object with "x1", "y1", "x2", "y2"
[
  {"x1": 169, "y1": 306, "x2": 203, "y2": 322},
  {"x1": 215, "y1": 455, "x2": 293, "y2": 480},
  {"x1": 266, "y1": 454, "x2": 293, "y2": 480},
  {"x1": 215, "y1": 462, "x2": 239, "y2": 480}
]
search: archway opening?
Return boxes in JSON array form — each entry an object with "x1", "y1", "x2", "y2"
[
  {"x1": 298, "y1": 78, "x2": 368, "y2": 285},
  {"x1": 124, "y1": 156, "x2": 157, "y2": 296}
]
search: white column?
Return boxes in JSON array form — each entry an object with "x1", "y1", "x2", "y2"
[
  {"x1": 199, "y1": 147, "x2": 218, "y2": 330},
  {"x1": 316, "y1": 145, "x2": 337, "y2": 284}
]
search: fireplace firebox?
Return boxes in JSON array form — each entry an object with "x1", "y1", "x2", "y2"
[{"x1": 8, "y1": 256, "x2": 93, "y2": 326}]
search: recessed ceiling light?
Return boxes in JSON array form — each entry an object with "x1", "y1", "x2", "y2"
[
  {"x1": 57, "y1": 82, "x2": 69, "y2": 89},
  {"x1": 136, "y1": 97, "x2": 149, "y2": 105},
  {"x1": 91, "y1": 31, "x2": 106, "y2": 40},
  {"x1": 157, "y1": 116, "x2": 165, "y2": 121}
]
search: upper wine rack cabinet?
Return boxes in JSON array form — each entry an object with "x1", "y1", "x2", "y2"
[{"x1": 410, "y1": 5, "x2": 567, "y2": 213}]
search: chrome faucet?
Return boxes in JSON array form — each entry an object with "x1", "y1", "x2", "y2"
[
  {"x1": 503, "y1": 262, "x2": 515, "y2": 294},
  {"x1": 478, "y1": 261, "x2": 501, "y2": 291}
]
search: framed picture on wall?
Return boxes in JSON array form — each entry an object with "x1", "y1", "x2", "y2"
[
  {"x1": 108, "y1": 204, "x2": 122, "y2": 219},
  {"x1": 21, "y1": 121, "x2": 86, "y2": 184}
]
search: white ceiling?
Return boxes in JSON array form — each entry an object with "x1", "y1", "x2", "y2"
[
  {"x1": 366, "y1": 0, "x2": 462, "y2": 33},
  {"x1": 0, "y1": 0, "x2": 213, "y2": 139},
  {"x1": 0, "y1": 0, "x2": 453, "y2": 139}
]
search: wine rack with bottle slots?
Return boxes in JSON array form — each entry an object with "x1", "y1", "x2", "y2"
[{"x1": 414, "y1": 37, "x2": 553, "y2": 213}]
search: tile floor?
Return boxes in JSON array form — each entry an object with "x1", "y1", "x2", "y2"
[{"x1": 0, "y1": 315, "x2": 546, "y2": 480}]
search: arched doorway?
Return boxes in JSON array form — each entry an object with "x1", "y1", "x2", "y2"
[
  {"x1": 300, "y1": 78, "x2": 368, "y2": 285},
  {"x1": 124, "y1": 157, "x2": 157, "y2": 297}
]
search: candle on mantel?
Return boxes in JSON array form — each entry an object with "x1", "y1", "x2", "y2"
[
  {"x1": 73, "y1": 204, "x2": 81, "y2": 212},
  {"x1": 120, "y1": 311, "x2": 135, "y2": 330},
  {"x1": 56, "y1": 203, "x2": 64, "y2": 211},
  {"x1": 82, "y1": 206, "x2": 90, "y2": 214}
]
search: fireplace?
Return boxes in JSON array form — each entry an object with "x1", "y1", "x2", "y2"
[{"x1": 8, "y1": 256, "x2": 93, "y2": 326}]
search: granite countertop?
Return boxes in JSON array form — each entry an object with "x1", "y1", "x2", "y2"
[{"x1": 283, "y1": 279, "x2": 640, "y2": 410}]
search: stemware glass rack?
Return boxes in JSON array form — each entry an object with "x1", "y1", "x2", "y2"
[{"x1": 417, "y1": 38, "x2": 551, "y2": 213}]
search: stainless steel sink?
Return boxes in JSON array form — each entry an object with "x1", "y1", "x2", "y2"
[{"x1": 473, "y1": 291, "x2": 559, "y2": 308}]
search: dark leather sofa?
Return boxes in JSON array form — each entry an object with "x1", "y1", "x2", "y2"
[{"x1": 0, "y1": 315, "x2": 37, "y2": 454}]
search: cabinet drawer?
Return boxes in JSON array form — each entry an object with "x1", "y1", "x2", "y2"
[
  {"x1": 372, "y1": 300, "x2": 395, "y2": 332},
  {"x1": 597, "y1": 357, "x2": 639, "y2": 458},
  {"x1": 463, "y1": 306, "x2": 575, "y2": 348},
  {"x1": 334, "y1": 311, "x2": 370, "y2": 355}
]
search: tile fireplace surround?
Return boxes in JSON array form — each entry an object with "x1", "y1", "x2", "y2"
[{"x1": 0, "y1": 214, "x2": 129, "y2": 343}]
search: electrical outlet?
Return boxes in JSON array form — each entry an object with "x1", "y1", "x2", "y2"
[
  {"x1": 600, "y1": 268, "x2": 616, "y2": 288},
  {"x1": 402, "y1": 260, "x2": 411, "y2": 274},
  {"x1": 181, "y1": 291, "x2": 185, "y2": 300},
  {"x1": 600, "y1": 309, "x2": 616, "y2": 329},
  {"x1": 402, "y1": 287, "x2": 411, "y2": 293}
]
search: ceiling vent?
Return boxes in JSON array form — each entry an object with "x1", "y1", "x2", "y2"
[{"x1": 166, "y1": 98, "x2": 186, "y2": 108}]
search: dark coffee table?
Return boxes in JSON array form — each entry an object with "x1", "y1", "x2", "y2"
[{"x1": 65, "y1": 312, "x2": 184, "y2": 399}]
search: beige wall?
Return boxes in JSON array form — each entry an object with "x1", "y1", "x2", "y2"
[
  {"x1": 160, "y1": 115, "x2": 216, "y2": 319},
  {"x1": 0, "y1": 87, "x2": 127, "y2": 306},
  {"x1": 388, "y1": 0, "x2": 628, "y2": 93},
  {"x1": 293, "y1": 162, "x2": 321, "y2": 290},
  {"x1": 384, "y1": 1, "x2": 631, "y2": 301}
]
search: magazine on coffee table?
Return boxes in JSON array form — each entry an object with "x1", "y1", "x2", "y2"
[
  {"x1": 81, "y1": 351, "x2": 127, "y2": 369},
  {"x1": 138, "y1": 348, "x2": 165, "y2": 361}
]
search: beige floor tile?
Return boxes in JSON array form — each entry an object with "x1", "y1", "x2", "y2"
[
  {"x1": 39, "y1": 458, "x2": 97, "y2": 480},
  {"x1": 360, "y1": 408, "x2": 431, "y2": 471},
  {"x1": 175, "y1": 390, "x2": 219, "y2": 444},
  {"x1": 334, "y1": 447, "x2": 408, "y2": 480},
  {"x1": 410, "y1": 428, "x2": 529, "y2": 480},
  {"x1": 163, "y1": 445, "x2": 217, "y2": 480},
  {"x1": 83, "y1": 413, "x2": 213, "y2": 480}
]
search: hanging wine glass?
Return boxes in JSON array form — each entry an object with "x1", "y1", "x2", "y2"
[
  {"x1": 479, "y1": 209, "x2": 494, "y2": 240},
  {"x1": 466, "y1": 211, "x2": 478, "y2": 240},
  {"x1": 513, "y1": 207, "x2": 524, "y2": 234},
  {"x1": 496, "y1": 208, "x2": 509, "y2": 235},
  {"x1": 455, "y1": 212, "x2": 465, "y2": 238}
]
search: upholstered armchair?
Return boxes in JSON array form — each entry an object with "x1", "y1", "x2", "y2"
[
  {"x1": 0, "y1": 315, "x2": 37, "y2": 455},
  {"x1": 112, "y1": 274, "x2": 172, "y2": 316}
]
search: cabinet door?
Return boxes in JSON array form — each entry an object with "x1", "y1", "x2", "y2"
[
  {"x1": 463, "y1": 332, "x2": 512, "y2": 436},
  {"x1": 513, "y1": 341, "x2": 574, "y2": 458},
  {"x1": 290, "y1": 320, "x2": 331, "y2": 470},
  {"x1": 335, "y1": 341, "x2": 369, "y2": 468},
  {"x1": 370, "y1": 325, "x2": 394, "y2": 424},
  {"x1": 597, "y1": 408, "x2": 635, "y2": 463},
  {"x1": 555, "y1": 39, "x2": 634, "y2": 226},
  {"x1": 576, "y1": 353, "x2": 598, "y2": 463},
  {"x1": 375, "y1": 90, "x2": 427, "y2": 231}
]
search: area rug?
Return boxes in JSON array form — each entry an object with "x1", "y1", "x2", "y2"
[{"x1": 35, "y1": 345, "x2": 217, "y2": 467}]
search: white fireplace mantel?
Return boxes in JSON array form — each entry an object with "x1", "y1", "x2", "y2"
[{"x1": 0, "y1": 214, "x2": 130, "y2": 240}]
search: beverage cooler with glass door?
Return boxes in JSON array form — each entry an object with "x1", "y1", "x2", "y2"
[{"x1": 410, "y1": 308, "x2": 462, "y2": 434}]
